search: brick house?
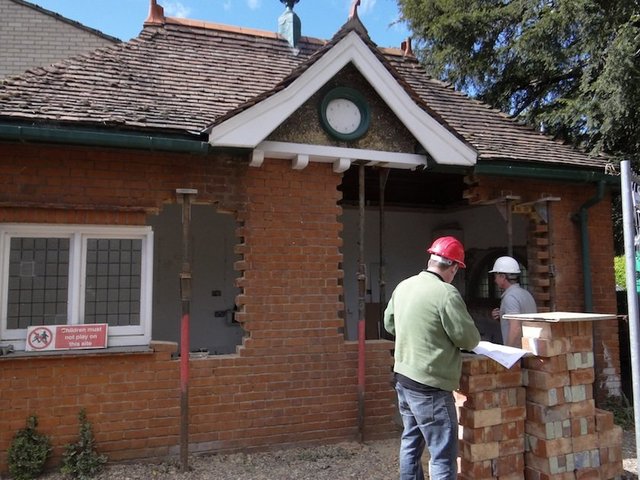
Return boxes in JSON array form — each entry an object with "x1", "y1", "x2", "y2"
[
  {"x1": 0, "y1": 0, "x2": 621, "y2": 470},
  {"x1": 0, "y1": 0, "x2": 119, "y2": 78}
]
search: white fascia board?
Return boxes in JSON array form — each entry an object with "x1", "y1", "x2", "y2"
[
  {"x1": 256, "y1": 141, "x2": 428, "y2": 170},
  {"x1": 207, "y1": 31, "x2": 477, "y2": 167}
]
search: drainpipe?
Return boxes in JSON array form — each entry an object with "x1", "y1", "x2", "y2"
[
  {"x1": 572, "y1": 181, "x2": 606, "y2": 312},
  {"x1": 176, "y1": 188, "x2": 197, "y2": 472}
]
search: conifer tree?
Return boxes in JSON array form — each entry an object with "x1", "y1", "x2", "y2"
[{"x1": 398, "y1": 0, "x2": 640, "y2": 160}]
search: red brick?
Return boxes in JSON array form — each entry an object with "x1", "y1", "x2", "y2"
[
  {"x1": 524, "y1": 369, "x2": 570, "y2": 389},
  {"x1": 598, "y1": 425, "x2": 623, "y2": 446},
  {"x1": 569, "y1": 368, "x2": 595, "y2": 385},
  {"x1": 574, "y1": 467, "x2": 601, "y2": 480},
  {"x1": 526, "y1": 435, "x2": 573, "y2": 457},
  {"x1": 522, "y1": 337, "x2": 572, "y2": 357},
  {"x1": 522, "y1": 354, "x2": 568, "y2": 372},
  {"x1": 594, "y1": 409, "x2": 614, "y2": 432},
  {"x1": 571, "y1": 335, "x2": 595, "y2": 352},
  {"x1": 571, "y1": 433, "x2": 598, "y2": 452},
  {"x1": 569, "y1": 400, "x2": 596, "y2": 418},
  {"x1": 458, "y1": 406, "x2": 503, "y2": 428}
]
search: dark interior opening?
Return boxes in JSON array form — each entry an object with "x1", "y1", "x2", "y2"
[{"x1": 338, "y1": 166, "x2": 468, "y2": 209}]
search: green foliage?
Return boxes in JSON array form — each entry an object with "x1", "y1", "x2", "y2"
[
  {"x1": 614, "y1": 255, "x2": 626, "y2": 288},
  {"x1": 60, "y1": 409, "x2": 107, "y2": 480},
  {"x1": 7, "y1": 415, "x2": 52, "y2": 480},
  {"x1": 397, "y1": 0, "x2": 640, "y2": 161},
  {"x1": 603, "y1": 395, "x2": 635, "y2": 430}
]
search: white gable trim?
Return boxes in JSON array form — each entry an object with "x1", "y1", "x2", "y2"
[{"x1": 206, "y1": 31, "x2": 477, "y2": 167}]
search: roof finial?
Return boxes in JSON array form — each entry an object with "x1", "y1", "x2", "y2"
[
  {"x1": 145, "y1": 0, "x2": 165, "y2": 25},
  {"x1": 349, "y1": 0, "x2": 361, "y2": 20},
  {"x1": 279, "y1": 0, "x2": 300, "y2": 10},
  {"x1": 278, "y1": 0, "x2": 301, "y2": 47}
]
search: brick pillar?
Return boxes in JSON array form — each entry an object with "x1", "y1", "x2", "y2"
[
  {"x1": 456, "y1": 354, "x2": 526, "y2": 479},
  {"x1": 520, "y1": 317, "x2": 624, "y2": 479},
  {"x1": 527, "y1": 215, "x2": 552, "y2": 313}
]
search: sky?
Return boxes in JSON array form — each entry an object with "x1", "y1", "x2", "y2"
[{"x1": 31, "y1": 0, "x2": 411, "y2": 49}]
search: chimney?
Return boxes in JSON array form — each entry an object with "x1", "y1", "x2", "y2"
[
  {"x1": 278, "y1": 1, "x2": 301, "y2": 48},
  {"x1": 401, "y1": 37, "x2": 414, "y2": 57},
  {"x1": 145, "y1": 0, "x2": 165, "y2": 25}
]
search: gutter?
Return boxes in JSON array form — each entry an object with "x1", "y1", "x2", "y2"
[
  {"x1": 473, "y1": 162, "x2": 619, "y2": 186},
  {"x1": 0, "y1": 123, "x2": 211, "y2": 154}
]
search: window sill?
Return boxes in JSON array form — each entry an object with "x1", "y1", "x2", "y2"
[{"x1": 0, "y1": 345, "x2": 153, "y2": 360}]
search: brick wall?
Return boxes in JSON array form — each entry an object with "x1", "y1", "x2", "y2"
[
  {"x1": 472, "y1": 176, "x2": 620, "y2": 402},
  {"x1": 0, "y1": 0, "x2": 118, "y2": 78},
  {"x1": 0, "y1": 143, "x2": 246, "y2": 218},
  {"x1": 0, "y1": 141, "x2": 621, "y2": 472},
  {"x1": 0, "y1": 144, "x2": 397, "y2": 472}
]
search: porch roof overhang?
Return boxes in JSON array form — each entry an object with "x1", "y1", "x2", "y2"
[
  {"x1": 251, "y1": 141, "x2": 429, "y2": 172},
  {"x1": 205, "y1": 31, "x2": 478, "y2": 170}
]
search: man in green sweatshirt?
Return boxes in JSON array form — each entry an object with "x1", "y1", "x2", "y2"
[{"x1": 384, "y1": 236, "x2": 480, "y2": 480}]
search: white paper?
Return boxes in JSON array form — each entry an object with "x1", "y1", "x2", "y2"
[{"x1": 471, "y1": 340, "x2": 529, "y2": 369}]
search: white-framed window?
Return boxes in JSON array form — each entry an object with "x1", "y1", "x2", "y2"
[{"x1": 0, "y1": 224, "x2": 153, "y2": 350}]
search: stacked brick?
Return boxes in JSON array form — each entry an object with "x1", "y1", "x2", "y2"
[
  {"x1": 521, "y1": 320, "x2": 624, "y2": 480},
  {"x1": 526, "y1": 215, "x2": 553, "y2": 313},
  {"x1": 456, "y1": 354, "x2": 526, "y2": 480}
]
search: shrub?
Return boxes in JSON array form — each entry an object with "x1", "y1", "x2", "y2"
[
  {"x1": 614, "y1": 255, "x2": 626, "y2": 288},
  {"x1": 60, "y1": 408, "x2": 107, "y2": 479},
  {"x1": 7, "y1": 415, "x2": 52, "y2": 480},
  {"x1": 603, "y1": 395, "x2": 635, "y2": 431}
]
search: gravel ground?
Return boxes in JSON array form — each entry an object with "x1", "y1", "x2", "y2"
[
  {"x1": 35, "y1": 438, "x2": 402, "y2": 480},
  {"x1": 25, "y1": 429, "x2": 639, "y2": 480}
]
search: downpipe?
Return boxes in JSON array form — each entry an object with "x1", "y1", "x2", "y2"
[{"x1": 571, "y1": 181, "x2": 606, "y2": 312}]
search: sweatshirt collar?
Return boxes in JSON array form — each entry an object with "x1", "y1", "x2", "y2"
[{"x1": 423, "y1": 269, "x2": 444, "y2": 282}]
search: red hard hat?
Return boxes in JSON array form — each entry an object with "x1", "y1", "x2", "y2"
[{"x1": 427, "y1": 236, "x2": 466, "y2": 268}]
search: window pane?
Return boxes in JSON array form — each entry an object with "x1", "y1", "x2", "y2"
[
  {"x1": 84, "y1": 238, "x2": 142, "y2": 327},
  {"x1": 7, "y1": 237, "x2": 69, "y2": 329}
]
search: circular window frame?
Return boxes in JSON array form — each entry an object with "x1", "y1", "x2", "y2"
[{"x1": 319, "y1": 87, "x2": 371, "y2": 141}]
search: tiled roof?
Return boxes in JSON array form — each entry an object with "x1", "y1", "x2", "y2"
[
  {"x1": 0, "y1": 14, "x2": 607, "y2": 169},
  {"x1": 389, "y1": 58, "x2": 607, "y2": 168}
]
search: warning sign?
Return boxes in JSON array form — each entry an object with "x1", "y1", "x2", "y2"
[{"x1": 26, "y1": 324, "x2": 108, "y2": 351}]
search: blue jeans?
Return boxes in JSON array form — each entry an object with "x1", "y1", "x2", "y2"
[{"x1": 395, "y1": 382, "x2": 458, "y2": 480}]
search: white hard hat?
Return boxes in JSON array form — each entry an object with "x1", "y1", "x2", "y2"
[{"x1": 489, "y1": 256, "x2": 521, "y2": 274}]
